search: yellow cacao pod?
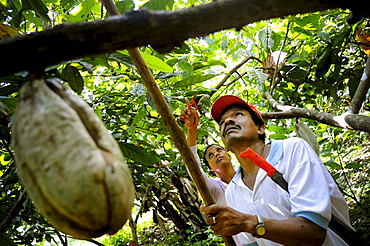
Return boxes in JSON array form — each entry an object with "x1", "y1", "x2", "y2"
[{"x1": 11, "y1": 78, "x2": 135, "y2": 239}]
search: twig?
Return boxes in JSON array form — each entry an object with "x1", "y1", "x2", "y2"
[
  {"x1": 213, "y1": 56, "x2": 262, "y2": 92},
  {"x1": 0, "y1": 189, "x2": 27, "y2": 233},
  {"x1": 269, "y1": 21, "x2": 291, "y2": 93}
]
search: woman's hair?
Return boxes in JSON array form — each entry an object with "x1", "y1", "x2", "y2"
[{"x1": 202, "y1": 144, "x2": 226, "y2": 176}]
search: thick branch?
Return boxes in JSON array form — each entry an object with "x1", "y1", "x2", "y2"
[
  {"x1": 0, "y1": 0, "x2": 358, "y2": 77},
  {"x1": 264, "y1": 91, "x2": 370, "y2": 132},
  {"x1": 347, "y1": 57, "x2": 370, "y2": 114}
]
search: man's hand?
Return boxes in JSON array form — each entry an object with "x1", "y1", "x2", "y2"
[
  {"x1": 200, "y1": 204, "x2": 256, "y2": 236},
  {"x1": 201, "y1": 204, "x2": 327, "y2": 246},
  {"x1": 178, "y1": 98, "x2": 200, "y2": 130}
]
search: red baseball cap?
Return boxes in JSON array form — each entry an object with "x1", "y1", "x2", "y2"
[{"x1": 211, "y1": 95, "x2": 263, "y2": 124}]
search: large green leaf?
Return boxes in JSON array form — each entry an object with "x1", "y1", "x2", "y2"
[
  {"x1": 146, "y1": 91, "x2": 172, "y2": 112},
  {"x1": 61, "y1": 65, "x2": 84, "y2": 94},
  {"x1": 116, "y1": 51, "x2": 173, "y2": 73},
  {"x1": 119, "y1": 142, "x2": 161, "y2": 165},
  {"x1": 66, "y1": 0, "x2": 97, "y2": 22},
  {"x1": 246, "y1": 69, "x2": 268, "y2": 84},
  {"x1": 139, "y1": 52, "x2": 173, "y2": 73},
  {"x1": 116, "y1": 0, "x2": 135, "y2": 13},
  {"x1": 109, "y1": 53, "x2": 135, "y2": 68},
  {"x1": 295, "y1": 120, "x2": 320, "y2": 155},
  {"x1": 174, "y1": 74, "x2": 217, "y2": 87},
  {"x1": 142, "y1": 0, "x2": 174, "y2": 10},
  {"x1": 21, "y1": 0, "x2": 50, "y2": 25},
  {"x1": 257, "y1": 27, "x2": 281, "y2": 51}
]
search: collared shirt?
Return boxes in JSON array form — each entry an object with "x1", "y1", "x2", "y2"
[{"x1": 225, "y1": 137, "x2": 351, "y2": 246}]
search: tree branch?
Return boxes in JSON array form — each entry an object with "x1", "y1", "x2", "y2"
[
  {"x1": 214, "y1": 56, "x2": 262, "y2": 91},
  {"x1": 0, "y1": 0, "x2": 361, "y2": 77},
  {"x1": 0, "y1": 189, "x2": 27, "y2": 233},
  {"x1": 264, "y1": 91, "x2": 370, "y2": 132},
  {"x1": 347, "y1": 57, "x2": 370, "y2": 114}
]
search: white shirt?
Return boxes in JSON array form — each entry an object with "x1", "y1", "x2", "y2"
[
  {"x1": 190, "y1": 145, "x2": 241, "y2": 245},
  {"x1": 225, "y1": 137, "x2": 352, "y2": 246}
]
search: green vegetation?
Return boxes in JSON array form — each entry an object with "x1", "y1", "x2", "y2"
[{"x1": 0, "y1": 0, "x2": 369, "y2": 245}]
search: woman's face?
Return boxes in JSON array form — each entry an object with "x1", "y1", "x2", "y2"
[{"x1": 205, "y1": 145, "x2": 232, "y2": 172}]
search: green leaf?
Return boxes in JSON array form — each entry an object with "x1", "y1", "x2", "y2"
[
  {"x1": 66, "y1": 0, "x2": 97, "y2": 22},
  {"x1": 116, "y1": 0, "x2": 135, "y2": 13},
  {"x1": 140, "y1": 52, "x2": 173, "y2": 73},
  {"x1": 0, "y1": 96, "x2": 17, "y2": 114},
  {"x1": 316, "y1": 45, "x2": 332, "y2": 67},
  {"x1": 21, "y1": 0, "x2": 50, "y2": 25},
  {"x1": 348, "y1": 74, "x2": 361, "y2": 99},
  {"x1": 61, "y1": 65, "x2": 84, "y2": 94},
  {"x1": 246, "y1": 69, "x2": 268, "y2": 84},
  {"x1": 22, "y1": 10, "x2": 42, "y2": 27},
  {"x1": 174, "y1": 74, "x2": 217, "y2": 87},
  {"x1": 178, "y1": 59, "x2": 193, "y2": 73},
  {"x1": 60, "y1": 0, "x2": 75, "y2": 13},
  {"x1": 0, "y1": 84, "x2": 20, "y2": 96},
  {"x1": 283, "y1": 65, "x2": 309, "y2": 81},
  {"x1": 109, "y1": 53, "x2": 135, "y2": 68},
  {"x1": 345, "y1": 162, "x2": 361, "y2": 169},
  {"x1": 119, "y1": 142, "x2": 161, "y2": 165},
  {"x1": 94, "y1": 104, "x2": 102, "y2": 119},
  {"x1": 257, "y1": 28, "x2": 280, "y2": 50},
  {"x1": 132, "y1": 108, "x2": 146, "y2": 125},
  {"x1": 142, "y1": 0, "x2": 174, "y2": 10},
  {"x1": 327, "y1": 162, "x2": 342, "y2": 170},
  {"x1": 172, "y1": 43, "x2": 191, "y2": 54},
  {"x1": 269, "y1": 133, "x2": 287, "y2": 140},
  {"x1": 146, "y1": 92, "x2": 172, "y2": 112},
  {"x1": 267, "y1": 125, "x2": 285, "y2": 132},
  {"x1": 295, "y1": 120, "x2": 320, "y2": 155},
  {"x1": 293, "y1": 14, "x2": 319, "y2": 28},
  {"x1": 157, "y1": 71, "x2": 182, "y2": 79}
]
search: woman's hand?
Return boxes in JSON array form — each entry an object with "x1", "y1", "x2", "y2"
[{"x1": 178, "y1": 98, "x2": 200, "y2": 130}]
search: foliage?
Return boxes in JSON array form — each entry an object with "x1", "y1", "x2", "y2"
[
  {"x1": 0, "y1": 0, "x2": 370, "y2": 245},
  {"x1": 98, "y1": 215, "x2": 223, "y2": 246}
]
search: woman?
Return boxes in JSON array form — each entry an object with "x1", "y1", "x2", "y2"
[{"x1": 178, "y1": 100, "x2": 235, "y2": 205}]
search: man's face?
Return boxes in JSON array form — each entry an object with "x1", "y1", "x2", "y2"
[{"x1": 219, "y1": 107, "x2": 261, "y2": 149}]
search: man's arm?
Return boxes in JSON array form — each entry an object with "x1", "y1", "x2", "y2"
[{"x1": 201, "y1": 204, "x2": 326, "y2": 246}]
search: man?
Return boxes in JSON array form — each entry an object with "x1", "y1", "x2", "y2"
[{"x1": 201, "y1": 95, "x2": 352, "y2": 246}]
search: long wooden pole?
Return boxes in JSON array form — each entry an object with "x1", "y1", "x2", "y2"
[{"x1": 101, "y1": 1, "x2": 235, "y2": 245}]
